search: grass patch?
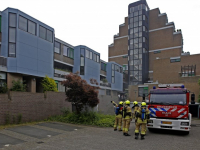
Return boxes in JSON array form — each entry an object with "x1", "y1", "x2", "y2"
[{"x1": 45, "y1": 112, "x2": 115, "y2": 127}]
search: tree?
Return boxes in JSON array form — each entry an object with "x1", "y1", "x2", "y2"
[
  {"x1": 41, "y1": 75, "x2": 58, "y2": 92},
  {"x1": 61, "y1": 72, "x2": 99, "y2": 114},
  {"x1": 11, "y1": 80, "x2": 26, "y2": 92}
]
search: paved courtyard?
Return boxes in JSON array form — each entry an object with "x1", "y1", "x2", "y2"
[{"x1": 0, "y1": 120, "x2": 200, "y2": 150}]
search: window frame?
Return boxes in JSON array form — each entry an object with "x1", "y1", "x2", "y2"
[
  {"x1": 39, "y1": 25, "x2": 53, "y2": 43},
  {"x1": 54, "y1": 41, "x2": 61, "y2": 54}
]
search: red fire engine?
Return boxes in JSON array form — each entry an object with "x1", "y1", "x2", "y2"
[{"x1": 147, "y1": 84, "x2": 192, "y2": 134}]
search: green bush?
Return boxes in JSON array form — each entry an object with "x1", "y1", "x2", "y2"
[
  {"x1": 41, "y1": 75, "x2": 58, "y2": 92},
  {"x1": 46, "y1": 112, "x2": 115, "y2": 127},
  {"x1": 0, "y1": 83, "x2": 8, "y2": 93},
  {"x1": 11, "y1": 80, "x2": 26, "y2": 92}
]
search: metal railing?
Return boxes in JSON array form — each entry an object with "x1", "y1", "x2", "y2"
[{"x1": 100, "y1": 81, "x2": 111, "y2": 88}]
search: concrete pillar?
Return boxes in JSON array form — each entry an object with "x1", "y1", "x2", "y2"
[
  {"x1": 7, "y1": 73, "x2": 23, "y2": 89},
  {"x1": 30, "y1": 78, "x2": 36, "y2": 93}
]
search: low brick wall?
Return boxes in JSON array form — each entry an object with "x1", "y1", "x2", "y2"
[
  {"x1": 0, "y1": 91, "x2": 71, "y2": 125},
  {"x1": 0, "y1": 91, "x2": 117, "y2": 125}
]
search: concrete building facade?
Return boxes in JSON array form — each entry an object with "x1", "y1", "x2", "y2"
[{"x1": 0, "y1": 8, "x2": 123, "y2": 94}]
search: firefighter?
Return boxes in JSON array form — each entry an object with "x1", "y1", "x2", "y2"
[
  {"x1": 135, "y1": 102, "x2": 150, "y2": 140},
  {"x1": 111, "y1": 101, "x2": 123, "y2": 131},
  {"x1": 123, "y1": 100, "x2": 132, "y2": 136},
  {"x1": 132, "y1": 101, "x2": 139, "y2": 124}
]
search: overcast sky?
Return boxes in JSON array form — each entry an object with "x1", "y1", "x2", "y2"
[{"x1": 1, "y1": 0, "x2": 200, "y2": 62}]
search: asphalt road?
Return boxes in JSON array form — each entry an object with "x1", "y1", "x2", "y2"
[{"x1": 0, "y1": 120, "x2": 200, "y2": 150}]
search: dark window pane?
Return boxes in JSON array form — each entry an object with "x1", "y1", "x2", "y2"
[
  {"x1": 9, "y1": 13, "x2": 16, "y2": 27},
  {"x1": 39, "y1": 26, "x2": 46, "y2": 39},
  {"x1": 9, "y1": 28, "x2": 16, "y2": 42},
  {"x1": 46, "y1": 29, "x2": 53, "y2": 42},
  {"x1": 90, "y1": 51, "x2": 93, "y2": 59},
  {"x1": 86, "y1": 50, "x2": 89, "y2": 58},
  {"x1": 9, "y1": 43, "x2": 16, "y2": 57},
  {"x1": 28, "y1": 20, "x2": 36, "y2": 35},
  {"x1": 80, "y1": 66, "x2": 84, "y2": 75}
]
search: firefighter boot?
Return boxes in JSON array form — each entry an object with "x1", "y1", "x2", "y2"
[
  {"x1": 141, "y1": 134, "x2": 145, "y2": 140},
  {"x1": 124, "y1": 133, "x2": 131, "y2": 136},
  {"x1": 135, "y1": 133, "x2": 139, "y2": 139}
]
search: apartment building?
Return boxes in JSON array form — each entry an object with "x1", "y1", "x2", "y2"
[
  {"x1": 0, "y1": 8, "x2": 123, "y2": 95},
  {"x1": 108, "y1": 0, "x2": 200, "y2": 101}
]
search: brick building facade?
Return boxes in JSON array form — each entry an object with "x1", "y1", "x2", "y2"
[{"x1": 108, "y1": 0, "x2": 200, "y2": 102}]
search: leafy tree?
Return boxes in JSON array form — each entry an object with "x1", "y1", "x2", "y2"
[
  {"x1": 11, "y1": 80, "x2": 26, "y2": 92},
  {"x1": 41, "y1": 75, "x2": 58, "y2": 92},
  {"x1": 61, "y1": 72, "x2": 99, "y2": 114}
]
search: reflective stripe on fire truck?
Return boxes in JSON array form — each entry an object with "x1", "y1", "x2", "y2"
[
  {"x1": 177, "y1": 111, "x2": 187, "y2": 118},
  {"x1": 149, "y1": 108, "x2": 186, "y2": 118}
]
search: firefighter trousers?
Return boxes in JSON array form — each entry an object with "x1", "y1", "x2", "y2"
[
  {"x1": 114, "y1": 117, "x2": 122, "y2": 130},
  {"x1": 122, "y1": 118, "x2": 125, "y2": 132},
  {"x1": 135, "y1": 122, "x2": 146, "y2": 135},
  {"x1": 124, "y1": 119, "x2": 130, "y2": 133}
]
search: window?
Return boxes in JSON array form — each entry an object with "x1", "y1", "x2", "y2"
[
  {"x1": 154, "y1": 50, "x2": 161, "y2": 54},
  {"x1": 80, "y1": 66, "x2": 84, "y2": 75},
  {"x1": 9, "y1": 28, "x2": 16, "y2": 43},
  {"x1": 28, "y1": 20, "x2": 36, "y2": 35},
  {"x1": 97, "y1": 55, "x2": 100, "y2": 63},
  {"x1": 123, "y1": 65, "x2": 128, "y2": 71},
  {"x1": 90, "y1": 51, "x2": 93, "y2": 59},
  {"x1": 80, "y1": 57, "x2": 84, "y2": 66},
  {"x1": 112, "y1": 64, "x2": 115, "y2": 83},
  {"x1": 170, "y1": 58, "x2": 181, "y2": 63},
  {"x1": 101, "y1": 62, "x2": 107, "y2": 71},
  {"x1": 63, "y1": 46, "x2": 68, "y2": 56},
  {"x1": 54, "y1": 41, "x2": 60, "y2": 53},
  {"x1": 9, "y1": 13, "x2": 16, "y2": 57},
  {"x1": 106, "y1": 90, "x2": 111, "y2": 96},
  {"x1": 19, "y1": 16, "x2": 27, "y2": 31},
  {"x1": 39, "y1": 25, "x2": 53, "y2": 42},
  {"x1": 39, "y1": 26, "x2": 46, "y2": 40},
  {"x1": 46, "y1": 29, "x2": 53, "y2": 42},
  {"x1": 86, "y1": 49, "x2": 90, "y2": 58},
  {"x1": 181, "y1": 65, "x2": 196, "y2": 77},
  {"x1": 68, "y1": 48, "x2": 74, "y2": 59},
  {"x1": 9, "y1": 13, "x2": 16, "y2": 27},
  {"x1": 80, "y1": 48, "x2": 85, "y2": 57},
  {"x1": 19, "y1": 16, "x2": 36, "y2": 35}
]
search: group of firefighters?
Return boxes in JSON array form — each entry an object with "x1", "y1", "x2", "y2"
[{"x1": 111, "y1": 100, "x2": 150, "y2": 140}]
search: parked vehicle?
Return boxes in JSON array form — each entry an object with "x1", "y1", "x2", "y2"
[{"x1": 147, "y1": 84, "x2": 192, "y2": 134}]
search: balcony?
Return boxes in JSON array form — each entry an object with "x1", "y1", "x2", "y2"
[{"x1": 100, "y1": 81, "x2": 111, "y2": 88}]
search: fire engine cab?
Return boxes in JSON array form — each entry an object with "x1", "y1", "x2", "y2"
[{"x1": 147, "y1": 84, "x2": 192, "y2": 134}]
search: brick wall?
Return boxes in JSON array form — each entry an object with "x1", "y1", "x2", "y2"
[
  {"x1": 0, "y1": 91, "x2": 119, "y2": 124},
  {"x1": 0, "y1": 91, "x2": 71, "y2": 125}
]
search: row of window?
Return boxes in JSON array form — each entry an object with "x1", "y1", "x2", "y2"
[
  {"x1": 129, "y1": 4, "x2": 148, "y2": 14},
  {"x1": 170, "y1": 58, "x2": 181, "y2": 63},
  {"x1": 9, "y1": 13, "x2": 16, "y2": 57},
  {"x1": 18, "y1": 15, "x2": 53, "y2": 42},
  {"x1": 81, "y1": 49, "x2": 100, "y2": 63},
  {"x1": 54, "y1": 41, "x2": 74, "y2": 59}
]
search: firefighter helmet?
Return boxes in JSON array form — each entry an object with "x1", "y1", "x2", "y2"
[
  {"x1": 133, "y1": 101, "x2": 138, "y2": 105},
  {"x1": 119, "y1": 101, "x2": 123, "y2": 105},
  {"x1": 125, "y1": 100, "x2": 130, "y2": 105},
  {"x1": 141, "y1": 102, "x2": 146, "y2": 106}
]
